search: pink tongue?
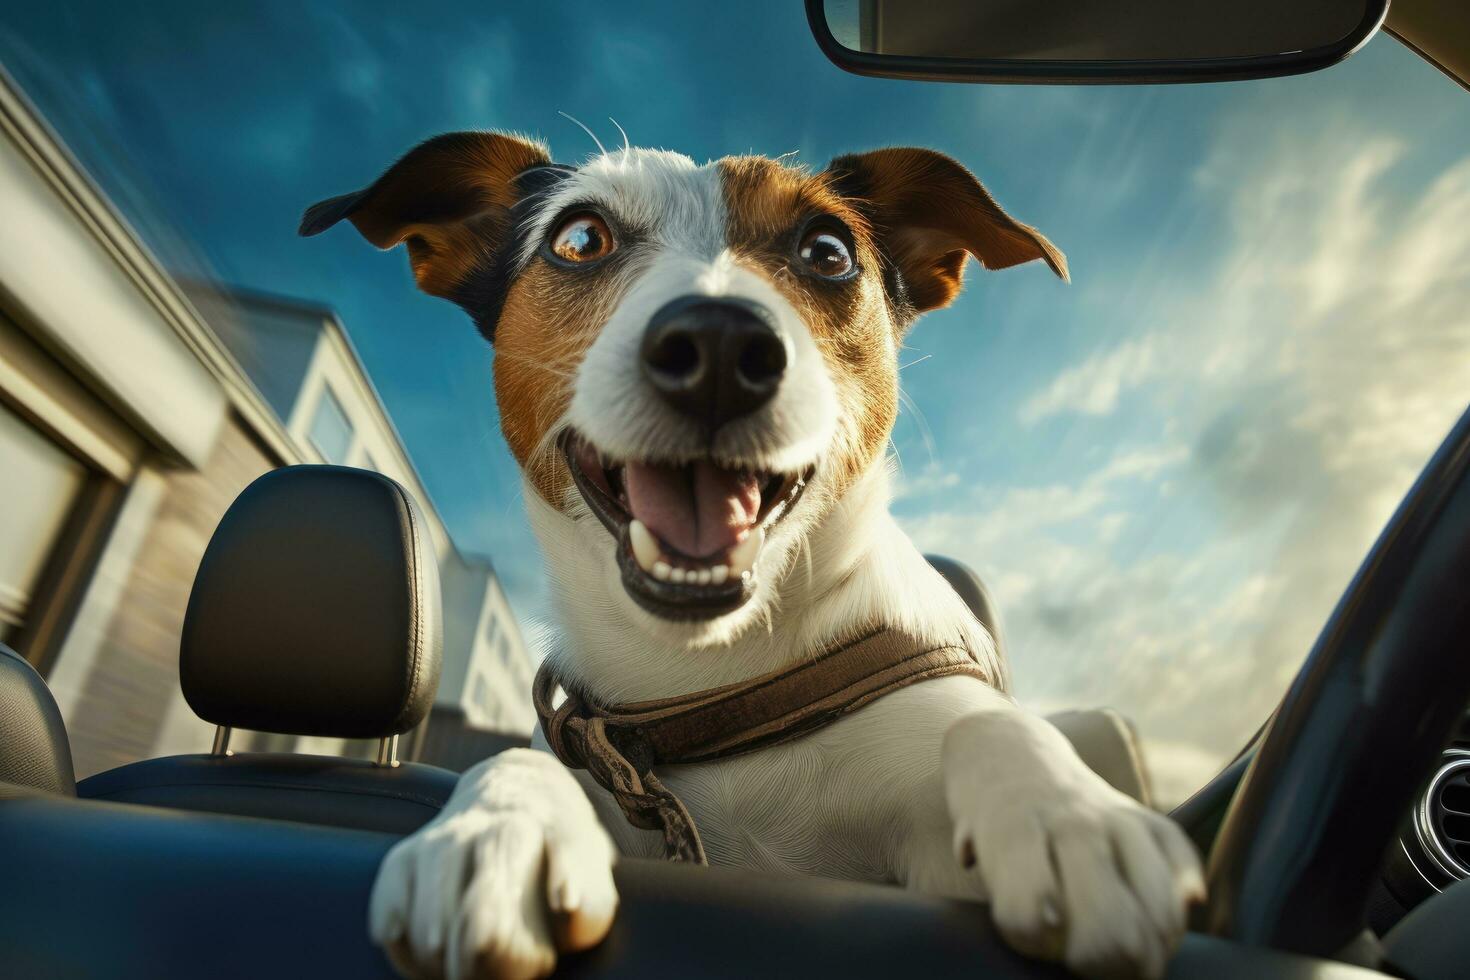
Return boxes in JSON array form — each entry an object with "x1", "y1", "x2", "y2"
[{"x1": 624, "y1": 461, "x2": 761, "y2": 558}]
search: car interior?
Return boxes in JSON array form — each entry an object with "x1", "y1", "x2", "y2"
[
  {"x1": 5, "y1": 1, "x2": 1470, "y2": 978},
  {"x1": 2, "y1": 453, "x2": 1469, "y2": 979}
]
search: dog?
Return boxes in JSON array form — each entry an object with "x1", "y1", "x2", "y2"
[{"x1": 301, "y1": 132, "x2": 1204, "y2": 980}]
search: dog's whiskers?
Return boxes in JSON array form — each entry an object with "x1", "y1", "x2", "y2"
[
  {"x1": 800, "y1": 532, "x2": 816, "y2": 596},
  {"x1": 557, "y1": 110, "x2": 608, "y2": 158},
  {"x1": 495, "y1": 347, "x2": 580, "y2": 381},
  {"x1": 609, "y1": 117, "x2": 631, "y2": 154},
  {"x1": 896, "y1": 386, "x2": 939, "y2": 472}
]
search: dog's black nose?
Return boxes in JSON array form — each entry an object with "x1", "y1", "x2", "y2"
[{"x1": 641, "y1": 296, "x2": 788, "y2": 430}]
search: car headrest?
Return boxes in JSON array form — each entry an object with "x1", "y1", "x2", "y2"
[
  {"x1": 181, "y1": 466, "x2": 442, "y2": 739},
  {"x1": 922, "y1": 556, "x2": 1153, "y2": 803},
  {"x1": 0, "y1": 643, "x2": 75, "y2": 795},
  {"x1": 925, "y1": 554, "x2": 1006, "y2": 659}
]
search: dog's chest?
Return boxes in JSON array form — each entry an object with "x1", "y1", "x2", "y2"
[
  {"x1": 562, "y1": 675, "x2": 988, "y2": 882},
  {"x1": 662, "y1": 732, "x2": 902, "y2": 880}
]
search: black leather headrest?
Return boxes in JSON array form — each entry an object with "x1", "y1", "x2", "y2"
[
  {"x1": 181, "y1": 466, "x2": 442, "y2": 739},
  {"x1": 0, "y1": 643, "x2": 75, "y2": 795}
]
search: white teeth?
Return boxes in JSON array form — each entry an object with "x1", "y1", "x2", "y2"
[
  {"x1": 629, "y1": 520, "x2": 660, "y2": 572},
  {"x1": 633, "y1": 523, "x2": 755, "y2": 589},
  {"x1": 728, "y1": 528, "x2": 764, "y2": 577}
]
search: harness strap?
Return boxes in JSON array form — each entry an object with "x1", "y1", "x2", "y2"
[{"x1": 533, "y1": 626, "x2": 989, "y2": 864}]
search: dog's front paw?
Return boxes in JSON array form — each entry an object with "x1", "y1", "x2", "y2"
[
  {"x1": 369, "y1": 749, "x2": 618, "y2": 980},
  {"x1": 955, "y1": 785, "x2": 1204, "y2": 980},
  {"x1": 944, "y1": 715, "x2": 1204, "y2": 980}
]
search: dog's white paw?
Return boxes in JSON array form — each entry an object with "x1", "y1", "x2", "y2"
[
  {"x1": 369, "y1": 749, "x2": 618, "y2": 980},
  {"x1": 944, "y1": 716, "x2": 1205, "y2": 980},
  {"x1": 960, "y1": 789, "x2": 1203, "y2": 980}
]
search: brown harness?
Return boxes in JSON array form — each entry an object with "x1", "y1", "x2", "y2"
[{"x1": 533, "y1": 626, "x2": 989, "y2": 864}]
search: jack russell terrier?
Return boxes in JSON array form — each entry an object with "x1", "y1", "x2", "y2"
[{"x1": 302, "y1": 132, "x2": 1204, "y2": 980}]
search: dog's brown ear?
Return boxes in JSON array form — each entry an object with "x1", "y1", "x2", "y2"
[
  {"x1": 299, "y1": 131, "x2": 552, "y2": 299},
  {"x1": 825, "y1": 147, "x2": 1067, "y2": 313}
]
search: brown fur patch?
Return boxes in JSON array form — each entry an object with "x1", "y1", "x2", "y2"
[
  {"x1": 826, "y1": 148, "x2": 1067, "y2": 312},
  {"x1": 305, "y1": 131, "x2": 613, "y2": 506},
  {"x1": 718, "y1": 157, "x2": 899, "y2": 490},
  {"x1": 493, "y1": 255, "x2": 637, "y2": 505},
  {"x1": 340, "y1": 132, "x2": 552, "y2": 298}
]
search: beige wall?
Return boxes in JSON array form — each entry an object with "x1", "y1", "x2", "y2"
[
  {"x1": 0, "y1": 103, "x2": 226, "y2": 468},
  {"x1": 66, "y1": 416, "x2": 276, "y2": 777}
]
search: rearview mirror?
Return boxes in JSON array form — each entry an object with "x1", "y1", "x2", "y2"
[{"x1": 807, "y1": 0, "x2": 1388, "y2": 84}]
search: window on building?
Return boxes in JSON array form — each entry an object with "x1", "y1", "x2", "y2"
[
  {"x1": 0, "y1": 402, "x2": 87, "y2": 640},
  {"x1": 307, "y1": 385, "x2": 352, "y2": 464}
]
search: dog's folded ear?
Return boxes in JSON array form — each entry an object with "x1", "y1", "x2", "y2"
[
  {"x1": 825, "y1": 147, "x2": 1067, "y2": 314},
  {"x1": 299, "y1": 131, "x2": 553, "y2": 301}
]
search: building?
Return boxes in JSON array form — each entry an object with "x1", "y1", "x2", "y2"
[
  {"x1": 439, "y1": 548, "x2": 537, "y2": 733},
  {"x1": 0, "y1": 69, "x2": 532, "y2": 777}
]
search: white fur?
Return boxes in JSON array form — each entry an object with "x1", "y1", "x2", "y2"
[
  {"x1": 531, "y1": 461, "x2": 1003, "y2": 699},
  {"x1": 371, "y1": 748, "x2": 618, "y2": 980},
  {"x1": 569, "y1": 250, "x2": 837, "y2": 478},
  {"x1": 370, "y1": 149, "x2": 1204, "y2": 980},
  {"x1": 515, "y1": 148, "x2": 725, "y2": 271},
  {"x1": 552, "y1": 151, "x2": 839, "y2": 477}
]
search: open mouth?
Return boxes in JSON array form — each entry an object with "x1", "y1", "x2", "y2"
[{"x1": 561, "y1": 430, "x2": 812, "y2": 620}]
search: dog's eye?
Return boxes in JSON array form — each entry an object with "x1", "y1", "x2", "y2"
[
  {"x1": 550, "y1": 213, "x2": 615, "y2": 264},
  {"x1": 797, "y1": 229, "x2": 854, "y2": 278}
]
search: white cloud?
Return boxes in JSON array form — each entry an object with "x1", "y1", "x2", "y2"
[
  {"x1": 892, "y1": 462, "x2": 962, "y2": 501},
  {"x1": 1017, "y1": 334, "x2": 1164, "y2": 425},
  {"x1": 904, "y1": 109, "x2": 1470, "y2": 803}
]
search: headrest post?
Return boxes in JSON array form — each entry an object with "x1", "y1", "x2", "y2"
[
  {"x1": 210, "y1": 725, "x2": 234, "y2": 757},
  {"x1": 375, "y1": 734, "x2": 400, "y2": 768}
]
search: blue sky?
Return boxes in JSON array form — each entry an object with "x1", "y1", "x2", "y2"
[{"x1": 5, "y1": 1, "x2": 1469, "y2": 801}]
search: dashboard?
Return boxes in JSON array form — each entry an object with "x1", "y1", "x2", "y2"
[{"x1": 1375, "y1": 713, "x2": 1470, "y2": 931}]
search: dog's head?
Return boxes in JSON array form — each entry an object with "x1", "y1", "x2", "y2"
[{"x1": 302, "y1": 132, "x2": 1064, "y2": 640}]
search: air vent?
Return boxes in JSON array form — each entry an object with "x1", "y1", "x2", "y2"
[{"x1": 1415, "y1": 753, "x2": 1470, "y2": 880}]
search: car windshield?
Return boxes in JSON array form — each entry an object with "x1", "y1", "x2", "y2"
[{"x1": 1, "y1": 2, "x2": 1467, "y2": 807}]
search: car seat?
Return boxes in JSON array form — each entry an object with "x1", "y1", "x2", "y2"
[
  {"x1": 0, "y1": 643, "x2": 75, "y2": 797},
  {"x1": 925, "y1": 553, "x2": 1154, "y2": 805},
  {"x1": 76, "y1": 466, "x2": 459, "y2": 833}
]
